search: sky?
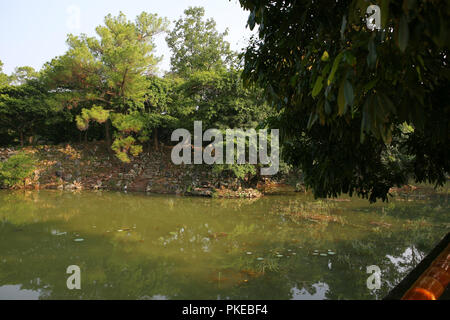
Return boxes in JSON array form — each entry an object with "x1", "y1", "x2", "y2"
[{"x1": 0, "y1": 0, "x2": 254, "y2": 75}]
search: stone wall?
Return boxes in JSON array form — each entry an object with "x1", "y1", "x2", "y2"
[{"x1": 0, "y1": 144, "x2": 263, "y2": 198}]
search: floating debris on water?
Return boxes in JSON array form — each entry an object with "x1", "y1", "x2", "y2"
[
  {"x1": 320, "y1": 253, "x2": 328, "y2": 257},
  {"x1": 276, "y1": 254, "x2": 283, "y2": 258},
  {"x1": 257, "y1": 258, "x2": 265, "y2": 261},
  {"x1": 246, "y1": 252, "x2": 253, "y2": 255},
  {"x1": 74, "y1": 238, "x2": 84, "y2": 242}
]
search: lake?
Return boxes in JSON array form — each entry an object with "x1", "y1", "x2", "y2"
[{"x1": 0, "y1": 188, "x2": 448, "y2": 300}]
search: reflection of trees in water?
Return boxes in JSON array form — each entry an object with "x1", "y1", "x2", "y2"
[
  {"x1": 0, "y1": 190, "x2": 447, "y2": 300},
  {"x1": 0, "y1": 221, "x2": 180, "y2": 300}
]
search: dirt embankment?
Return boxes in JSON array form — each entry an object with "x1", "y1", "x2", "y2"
[{"x1": 0, "y1": 143, "x2": 271, "y2": 198}]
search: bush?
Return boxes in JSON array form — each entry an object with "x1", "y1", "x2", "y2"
[{"x1": 0, "y1": 152, "x2": 36, "y2": 188}]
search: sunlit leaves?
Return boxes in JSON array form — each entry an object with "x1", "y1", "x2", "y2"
[
  {"x1": 166, "y1": 7, "x2": 235, "y2": 77},
  {"x1": 327, "y1": 52, "x2": 344, "y2": 86},
  {"x1": 111, "y1": 136, "x2": 142, "y2": 163},
  {"x1": 76, "y1": 106, "x2": 110, "y2": 131},
  {"x1": 0, "y1": 152, "x2": 36, "y2": 188},
  {"x1": 311, "y1": 76, "x2": 323, "y2": 98},
  {"x1": 321, "y1": 51, "x2": 330, "y2": 62}
]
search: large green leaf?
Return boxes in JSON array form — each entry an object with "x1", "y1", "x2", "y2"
[
  {"x1": 312, "y1": 76, "x2": 324, "y2": 98},
  {"x1": 398, "y1": 15, "x2": 409, "y2": 52},
  {"x1": 344, "y1": 80, "x2": 354, "y2": 109},
  {"x1": 338, "y1": 79, "x2": 346, "y2": 115}
]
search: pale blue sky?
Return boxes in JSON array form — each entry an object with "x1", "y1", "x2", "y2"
[{"x1": 0, "y1": 0, "x2": 253, "y2": 75}]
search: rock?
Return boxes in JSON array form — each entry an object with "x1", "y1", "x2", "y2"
[
  {"x1": 63, "y1": 174, "x2": 73, "y2": 182},
  {"x1": 55, "y1": 170, "x2": 63, "y2": 178},
  {"x1": 74, "y1": 160, "x2": 80, "y2": 167},
  {"x1": 189, "y1": 188, "x2": 213, "y2": 197},
  {"x1": 201, "y1": 181, "x2": 210, "y2": 188},
  {"x1": 65, "y1": 184, "x2": 75, "y2": 190}
]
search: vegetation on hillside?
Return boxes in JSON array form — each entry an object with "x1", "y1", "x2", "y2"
[{"x1": 0, "y1": 2, "x2": 448, "y2": 201}]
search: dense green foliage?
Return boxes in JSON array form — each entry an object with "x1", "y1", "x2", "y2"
[
  {"x1": 0, "y1": 79, "x2": 65, "y2": 146},
  {"x1": 0, "y1": 60, "x2": 9, "y2": 87},
  {"x1": 43, "y1": 11, "x2": 169, "y2": 152},
  {"x1": 2, "y1": 2, "x2": 447, "y2": 202},
  {"x1": 237, "y1": 0, "x2": 449, "y2": 202},
  {"x1": 166, "y1": 7, "x2": 235, "y2": 76},
  {"x1": 0, "y1": 7, "x2": 270, "y2": 169},
  {"x1": 0, "y1": 152, "x2": 36, "y2": 188}
]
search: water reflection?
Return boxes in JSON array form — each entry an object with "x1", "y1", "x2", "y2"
[
  {"x1": 0, "y1": 285, "x2": 41, "y2": 300},
  {"x1": 0, "y1": 190, "x2": 448, "y2": 300},
  {"x1": 291, "y1": 283, "x2": 329, "y2": 300}
]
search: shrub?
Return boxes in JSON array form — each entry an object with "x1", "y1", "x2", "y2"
[{"x1": 0, "y1": 152, "x2": 36, "y2": 188}]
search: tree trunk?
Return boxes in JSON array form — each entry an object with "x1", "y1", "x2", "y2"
[
  {"x1": 153, "y1": 127, "x2": 159, "y2": 151},
  {"x1": 19, "y1": 130, "x2": 24, "y2": 147},
  {"x1": 105, "y1": 120, "x2": 111, "y2": 146}
]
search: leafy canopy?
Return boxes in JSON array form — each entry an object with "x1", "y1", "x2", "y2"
[
  {"x1": 45, "y1": 12, "x2": 169, "y2": 110},
  {"x1": 238, "y1": 0, "x2": 450, "y2": 202},
  {"x1": 0, "y1": 60, "x2": 9, "y2": 87},
  {"x1": 0, "y1": 79, "x2": 56, "y2": 145},
  {"x1": 43, "y1": 11, "x2": 169, "y2": 161},
  {"x1": 166, "y1": 7, "x2": 235, "y2": 76}
]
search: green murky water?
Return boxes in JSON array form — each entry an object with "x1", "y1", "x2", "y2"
[{"x1": 0, "y1": 189, "x2": 448, "y2": 300}]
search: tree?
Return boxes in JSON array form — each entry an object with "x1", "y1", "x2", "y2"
[
  {"x1": 143, "y1": 76, "x2": 178, "y2": 151},
  {"x1": 0, "y1": 79, "x2": 55, "y2": 146},
  {"x1": 166, "y1": 7, "x2": 235, "y2": 76},
  {"x1": 44, "y1": 12, "x2": 169, "y2": 148},
  {"x1": 237, "y1": 0, "x2": 450, "y2": 202},
  {"x1": 165, "y1": 6, "x2": 271, "y2": 131},
  {"x1": 0, "y1": 60, "x2": 9, "y2": 87},
  {"x1": 177, "y1": 69, "x2": 271, "y2": 130},
  {"x1": 10, "y1": 66, "x2": 38, "y2": 85}
]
